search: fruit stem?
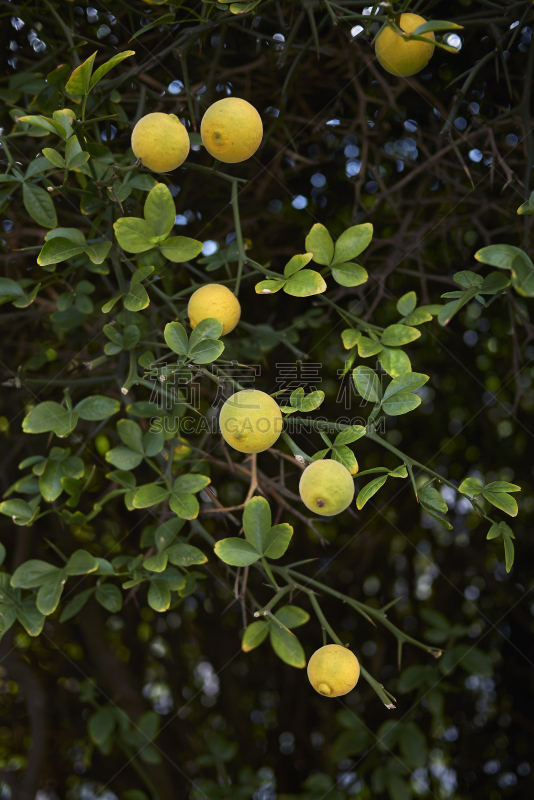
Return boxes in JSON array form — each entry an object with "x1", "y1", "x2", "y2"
[{"x1": 231, "y1": 180, "x2": 246, "y2": 297}]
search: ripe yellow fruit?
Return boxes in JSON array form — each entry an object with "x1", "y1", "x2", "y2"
[
  {"x1": 308, "y1": 644, "x2": 360, "y2": 698},
  {"x1": 187, "y1": 284, "x2": 241, "y2": 336},
  {"x1": 200, "y1": 98, "x2": 263, "y2": 163},
  {"x1": 375, "y1": 13, "x2": 435, "y2": 77},
  {"x1": 299, "y1": 459, "x2": 354, "y2": 516},
  {"x1": 219, "y1": 390, "x2": 283, "y2": 454},
  {"x1": 131, "y1": 112, "x2": 190, "y2": 172}
]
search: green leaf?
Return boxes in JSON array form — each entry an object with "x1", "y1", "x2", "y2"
[
  {"x1": 166, "y1": 543, "x2": 207, "y2": 566},
  {"x1": 36, "y1": 569, "x2": 65, "y2": 615},
  {"x1": 478, "y1": 272, "x2": 510, "y2": 295},
  {"x1": 172, "y1": 474, "x2": 210, "y2": 495},
  {"x1": 143, "y1": 183, "x2": 175, "y2": 240},
  {"x1": 381, "y1": 324, "x2": 421, "y2": 347},
  {"x1": 188, "y1": 318, "x2": 223, "y2": 350},
  {"x1": 164, "y1": 321, "x2": 188, "y2": 355},
  {"x1": 114, "y1": 217, "x2": 154, "y2": 253},
  {"x1": 377, "y1": 346, "x2": 412, "y2": 378},
  {"x1": 356, "y1": 475, "x2": 388, "y2": 509},
  {"x1": 88, "y1": 707, "x2": 116, "y2": 746},
  {"x1": 59, "y1": 588, "x2": 94, "y2": 622},
  {"x1": 438, "y1": 286, "x2": 480, "y2": 326},
  {"x1": 37, "y1": 237, "x2": 85, "y2": 266},
  {"x1": 23, "y1": 183, "x2": 57, "y2": 228},
  {"x1": 413, "y1": 19, "x2": 463, "y2": 34},
  {"x1": 65, "y1": 549, "x2": 99, "y2": 576},
  {"x1": 11, "y1": 560, "x2": 59, "y2": 588},
  {"x1": 440, "y1": 644, "x2": 493, "y2": 677},
  {"x1": 117, "y1": 419, "x2": 144, "y2": 454},
  {"x1": 284, "y1": 253, "x2": 313, "y2": 277},
  {"x1": 387, "y1": 775, "x2": 411, "y2": 800},
  {"x1": 242, "y1": 621, "x2": 269, "y2": 651},
  {"x1": 0, "y1": 542, "x2": 5, "y2": 568},
  {"x1": 333, "y1": 223, "x2": 373, "y2": 264},
  {"x1": 458, "y1": 477, "x2": 483, "y2": 496},
  {"x1": 85, "y1": 240, "x2": 112, "y2": 265},
  {"x1": 188, "y1": 339, "x2": 225, "y2": 364},
  {"x1": 288, "y1": 388, "x2": 324, "y2": 413},
  {"x1": 124, "y1": 282, "x2": 149, "y2": 312},
  {"x1": 397, "y1": 291, "x2": 417, "y2": 316},
  {"x1": 75, "y1": 395, "x2": 120, "y2": 421},
  {"x1": 419, "y1": 486, "x2": 447, "y2": 514},
  {"x1": 168, "y1": 492, "x2": 199, "y2": 520},
  {"x1": 15, "y1": 597, "x2": 45, "y2": 637},
  {"x1": 106, "y1": 448, "x2": 144, "y2": 471},
  {"x1": 482, "y1": 489, "x2": 518, "y2": 517},
  {"x1": 382, "y1": 372, "x2": 428, "y2": 401},
  {"x1": 331, "y1": 445, "x2": 359, "y2": 475},
  {"x1": 475, "y1": 244, "x2": 526, "y2": 271},
  {"x1": 402, "y1": 308, "x2": 433, "y2": 325},
  {"x1": 382, "y1": 393, "x2": 421, "y2": 416},
  {"x1": 255, "y1": 279, "x2": 286, "y2": 294},
  {"x1": 243, "y1": 496, "x2": 271, "y2": 551},
  {"x1": 341, "y1": 329, "x2": 361, "y2": 350},
  {"x1": 397, "y1": 665, "x2": 433, "y2": 693},
  {"x1": 132, "y1": 484, "x2": 169, "y2": 508},
  {"x1": 262, "y1": 523, "x2": 293, "y2": 559},
  {"x1": 95, "y1": 584, "x2": 123, "y2": 612},
  {"x1": 305, "y1": 223, "x2": 334, "y2": 265},
  {"x1": 358, "y1": 336, "x2": 383, "y2": 358},
  {"x1": 89, "y1": 50, "x2": 135, "y2": 90},
  {"x1": 353, "y1": 366, "x2": 381, "y2": 403},
  {"x1": 484, "y1": 481, "x2": 520, "y2": 493},
  {"x1": 143, "y1": 552, "x2": 168, "y2": 573},
  {"x1": 275, "y1": 605, "x2": 310, "y2": 629},
  {"x1": 331, "y1": 261, "x2": 368, "y2": 288},
  {"x1": 284, "y1": 269, "x2": 326, "y2": 297},
  {"x1": 129, "y1": 13, "x2": 175, "y2": 41},
  {"x1": 269, "y1": 624, "x2": 305, "y2": 668},
  {"x1": 39, "y1": 459, "x2": 65, "y2": 501},
  {"x1": 159, "y1": 236, "x2": 203, "y2": 262},
  {"x1": 66, "y1": 51, "x2": 97, "y2": 94},
  {"x1": 0, "y1": 499, "x2": 35, "y2": 525},
  {"x1": 154, "y1": 518, "x2": 185, "y2": 553},
  {"x1": 502, "y1": 532, "x2": 515, "y2": 572},
  {"x1": 17, "y1": 114, "x2": 65, "y2": 137},
  {"x1": 214, "y1": 538, "x2": 260, "y2": 567},
  {"x1": 147, "y1": 579, "x2": 171, "y2": 612},
  {"x1": 334, "y1": 425, "x2": 366, "y2": 446}
]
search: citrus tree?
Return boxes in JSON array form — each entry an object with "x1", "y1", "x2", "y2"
[{"x1": 1, "y1": 1, "x2": 533, "y2": 799}]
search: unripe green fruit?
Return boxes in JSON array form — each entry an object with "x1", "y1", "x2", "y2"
[
  {"x1": 219, "y1": 390, "x2": 283, "y2": 454},
  {"x1": 95, "y1": 434, "x2": 110, "y2": 456},
  {"x1": 307, "y1": 644, "x2": 360, "y2": 697},
  {"x1": 299, "y1": 459, "x2": 354, "y2": 516}
]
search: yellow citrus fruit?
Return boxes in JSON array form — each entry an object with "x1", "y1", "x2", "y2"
[
  {"x1": 308, "y1": 644, "x2": 360, "y2": 698},
  {"x1": 200, "y1": 98, "x2": 263, "y2": 163},
  {"x1": 219, "y1": 390, "x2": 283, "y2": 454},
  {"x1": 299, "y1": 459, "x2": 355, "y2": 516},
  {"x1": 375, "y1": 13, "x2": 435, "y2": 77},
  {"x1": 131, "y1": 112, "x2": 190, "y2": 172},
  {"x1": 187, "y1": 284, "x2": 241, "y2": 336}
]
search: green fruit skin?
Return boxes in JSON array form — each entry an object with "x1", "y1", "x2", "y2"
[
  {"x1": 299, "y1": 459, "x2": 354, "y2": 516},
  {"x1": 95, "y1": 434, "x2": 111, "y2": 457}
]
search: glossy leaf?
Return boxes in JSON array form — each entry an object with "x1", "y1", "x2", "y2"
[
  {"x1": 214, "y1": 538, "x2": 260, "y2": 567},
  {"x1": 333, "y1": 223, "x2": 373, "y2": 264},
  {"x1": 305, "y1": 223, "x2": 334, "y2": 265}
]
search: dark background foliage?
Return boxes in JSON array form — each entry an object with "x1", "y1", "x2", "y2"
[{"x1": 0, "y1": 2, "x2": 534, "y2": 800}]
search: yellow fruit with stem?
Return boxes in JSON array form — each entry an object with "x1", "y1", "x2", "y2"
[
  {"x1": 200, "y1": 98, "x2": 263, "y2": 163},
  {"x1": 187, "y1": 284, "x2": 241, "y2": 336},
  {"x1": 219, "y1": 390, "x2": 283, "y2": 454},
  {"x1": 131, "y1": 112, "x2": 190, "y2": 172},
  {"x1": 299, "y1": 459, "x2": 355, "y2": 516},
  {"x1": 307, "y1": 644, "x2": 360, "y2": 697},
  {"x1": 375, "y1": 13, "x2": 435, "y2": 77}
]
